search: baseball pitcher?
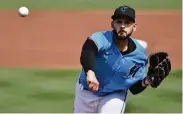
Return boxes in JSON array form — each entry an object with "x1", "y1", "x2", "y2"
[{"x1": 74, "y1": 5, "x2": 171, "y2": 114}]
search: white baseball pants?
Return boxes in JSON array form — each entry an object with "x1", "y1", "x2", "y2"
[{"x1": 74, "y1": 80, "x2": 128, "y2": 114}]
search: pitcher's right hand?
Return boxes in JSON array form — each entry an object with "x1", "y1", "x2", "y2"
[{"x1": 86, "y1": 70, "x2": 99, "y2": 92}]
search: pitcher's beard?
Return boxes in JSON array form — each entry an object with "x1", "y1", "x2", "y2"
[
  {"x1": 117, "y1": 32, "x2": 128, "y2": 40},
  {"x1": 113, "y1": 30, "x2": 132, "y2": 41}
]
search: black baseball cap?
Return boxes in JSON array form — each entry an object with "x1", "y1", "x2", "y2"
[{"x1": 111, "y1": 5, "x2": 136, "y2": 22}]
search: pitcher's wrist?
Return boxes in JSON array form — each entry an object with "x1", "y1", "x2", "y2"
[{"x1": 142, "y1": 77, "x2": 150, "y2": 87}]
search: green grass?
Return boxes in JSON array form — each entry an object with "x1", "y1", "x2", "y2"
[
  {"x1": 125, "y1": 69, "x2": 182, "y2": 113},
  {"x1": 0, "y1": 68, "x2": 181, "y2": 113},
  {"x1": 0, "y1": 0, "x2": 181, "y2": 10}
]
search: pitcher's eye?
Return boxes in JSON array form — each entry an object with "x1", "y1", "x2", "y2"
[
  {"x1": 124, "y1": 21, "x2": 131, "y2": 24},
  {"x1": 117, "y1": 20, "x2": 122, "y2": 24}
]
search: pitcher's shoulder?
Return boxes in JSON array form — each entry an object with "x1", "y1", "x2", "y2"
[
  {"x1": 89, "y1": 31, "x2": 113, "y2": 51},
  {"x1": 89, "y1": 31, "x2": 113, "y2": 44},
  {"x1": 90, "y1": 31, "x2": 113, "y2": 40},
  {"x1": 131, "y1": 38, "x2": 147, "y2": 53}
]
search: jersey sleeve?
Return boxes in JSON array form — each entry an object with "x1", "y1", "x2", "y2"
[
  {"x1": 88, "y1": 32, "x2": 108, "y2": 51},
  {"x1": 139, "y1": 66, "x2": 147, "y2": 80},
  {"x1": 139, "y1": 59, "x2": 148, "y2": 80}
]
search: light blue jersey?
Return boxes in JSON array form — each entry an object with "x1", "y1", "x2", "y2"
[{"x1": 79, "y1": 31, "x2": 148, "y2": 96}]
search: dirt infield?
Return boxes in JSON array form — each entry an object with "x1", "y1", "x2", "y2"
[{"x1": 0, "y1": 10, "x2": 181, "y2": 69}]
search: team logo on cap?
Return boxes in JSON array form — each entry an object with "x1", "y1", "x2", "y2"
[{"x1": 120, "y1": 6, "x2": 128, "y2": 12}]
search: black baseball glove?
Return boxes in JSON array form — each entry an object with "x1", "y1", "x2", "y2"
[{"x1": 147, "y1": 52, "x2": 171, "y2": 88}]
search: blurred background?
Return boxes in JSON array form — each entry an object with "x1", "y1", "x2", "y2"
[{"x1": 0, "y1": 0, "x2": 181, "y2": 113}]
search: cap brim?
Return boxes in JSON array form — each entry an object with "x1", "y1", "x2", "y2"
[{"x1": 111, "y1": 14, "x2": 135, "y2": 22}]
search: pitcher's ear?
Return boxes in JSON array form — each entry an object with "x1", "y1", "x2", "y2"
[{"x1": 133, "y1": 23, "x2": 137, "y2": 32}]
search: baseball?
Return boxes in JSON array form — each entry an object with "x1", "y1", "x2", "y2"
[
  {"x1": 137, "y1": 39, "x2": 148, "y2": 49},
  {"x1": 18, "y1": 6, "x2": 29, "y2": 17}
]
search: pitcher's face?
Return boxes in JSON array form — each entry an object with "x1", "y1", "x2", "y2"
[{"x1": 112, "y1": 17, "x2": 137, "y2": 40}]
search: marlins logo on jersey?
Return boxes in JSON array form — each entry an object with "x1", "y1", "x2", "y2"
[{"x1": 125, "y1": 64, "x2": 141, "y2": 78}]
